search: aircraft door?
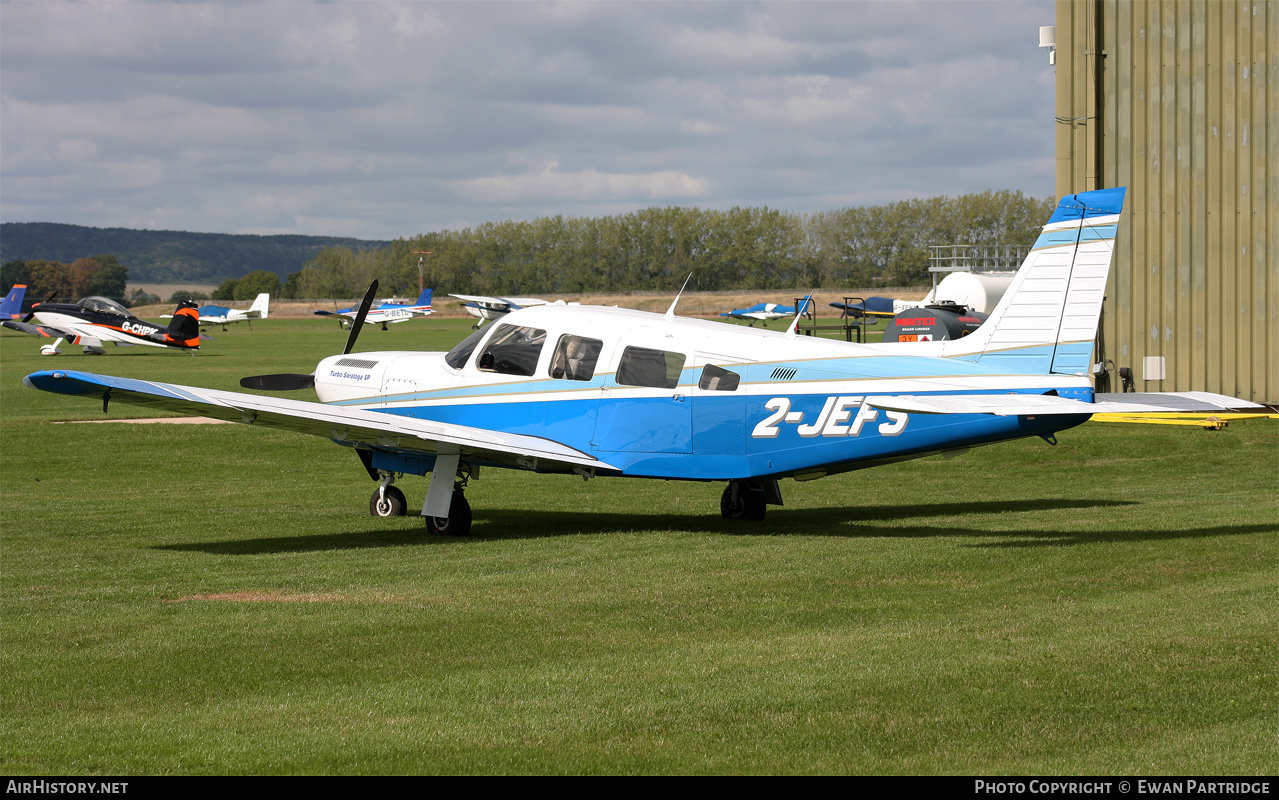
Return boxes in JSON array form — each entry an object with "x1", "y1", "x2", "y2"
[
  {"x1": 591, "y1": 330, "x2": 692, "y2": 454},
  {"x1": 691, "y1": 354, "x2": 747, "y2": 456}
]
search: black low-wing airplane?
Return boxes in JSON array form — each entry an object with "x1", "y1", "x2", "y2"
[{"x1": 2, "y1": 296, "x2": 202, "y2": 355}]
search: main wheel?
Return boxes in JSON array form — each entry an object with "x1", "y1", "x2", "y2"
[
  {"x1": 720, "y1": 481, "x2": 766, "y2": 521},
  {"x1": 426, "y1": 490, "x2": 473, "y2": 536},
  {"x1": 369, "y1": 485, "x2": 407, "y2": 518}
]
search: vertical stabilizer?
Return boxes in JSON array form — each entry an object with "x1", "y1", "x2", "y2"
[
  {"x1": 165, "y1": 301, "x2": 201, "y2": 348},
  {"x1": 939, "y1": 187, "x2": 1125, "y2": 375},
  {"x1": 249, "y1": 293, "x2": 270, "y2": 318},
  {"x1": 1, "y1": 284, "x2": 27, "y2": 318}
]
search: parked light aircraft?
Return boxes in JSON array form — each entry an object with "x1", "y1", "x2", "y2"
[
  {"x1": 4, "y1": 296, "x2": 201, "y2": 355},
  {"x1": 829, "y1": 296, "x2": 901, "y2": 318},
  {"x1": 22, "y1": 188, "x2": 1264, "y2": 534},
  {"x1": 170, "y1": 293, "x2": 270, "y2": 330},
  {"x1": 316, "y1": 289, "x2": 433, "y2": 330},
  {"x1": 450, "y1": 295, "x2": 568, "y2": 329},
  {"x1": 1, "y1": 284, "x2": 27, "y2": 319},
  {"x1": 720, "y1": 297, "x2": 812, "y2": 325}
]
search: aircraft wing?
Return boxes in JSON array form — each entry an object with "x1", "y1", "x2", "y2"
[
  {"x1": 450, "y1": 295, "x2": 548, "y2": 310},
  {"x1": 24, "y1": 370, "x2": 621, "y2": 475},
  {"x1": 314, "y1": 309, "x2": 355, "y2": 319},
  {"x1": 2, "y1": 320, "x2": 75, "y2": 339},
  {"x1": 864, "y1": 391, "x2": 1264, "y2": 417}
]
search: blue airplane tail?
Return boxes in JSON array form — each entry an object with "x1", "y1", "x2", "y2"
[
  {"x1": 937, "y1": 187, "x2": 1126, "y2": 376},
  {"x1": 413, "y1": 288, "x2": 432, "y2": 308},
  {"x1": 1, "y1": 284, "x2": 27, "y2": 319}
]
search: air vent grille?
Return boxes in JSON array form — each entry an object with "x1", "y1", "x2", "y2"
[
  {"x1": 770, "y1": 367, "x2": 798, "y2": 381},
  {"x1": 335, "y1": 358, "x2": 379, "y2": 369}
]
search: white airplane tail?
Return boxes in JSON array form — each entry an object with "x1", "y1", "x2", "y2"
[
  {"x1": 938, "y1": 187, "x2": 1126, "y2": 375},
  {"x1": 248, "y1": 293, "x2": 270, "y2": 319}
]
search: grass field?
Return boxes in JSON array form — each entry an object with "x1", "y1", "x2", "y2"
[{"x1": 1, "y1": 318, "x2": 1275, "y2": 775}]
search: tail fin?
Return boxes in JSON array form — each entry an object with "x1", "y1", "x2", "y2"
[
  {"x1": 164, "y1": 301, "x2": 201, "y2": 348},
  {"x1": 940, "y1": 187, "x2": 1126, "y2": 375},
  {"x1": 414, "y1": 288, "x2": 432, "y2": 309},
  {"x1": 248, "y1": 292, "x2": 270, "y2": 318},
  {"x1": 1, "y1": 284, "x2": 27, "y2": 319}
]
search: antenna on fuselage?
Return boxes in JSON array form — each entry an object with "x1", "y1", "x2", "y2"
[
  {"x1": 784, "y1": 292, "x2": 814, "y2": 339},
  {"x1": 665, "y1": 274, "x2": 693, "y2": 322}
]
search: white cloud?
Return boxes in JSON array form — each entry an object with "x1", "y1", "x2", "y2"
[
  {"x1": 0, "y1": 0, "x2": 1058, "y2": 238},
  {"x1": 456, "y1": 161, "x2": 710, "y2": 203}
]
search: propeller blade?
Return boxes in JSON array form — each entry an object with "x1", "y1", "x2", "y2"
[
  {"x1": 22, "y1": 291, "x2": 59, "y2": 323},
  {"x1": 239, "y1": 373, "x2": 316, "y2": 391},
  {"x1": 343, "y1": 279, "x2": 379, "y2": 356}
]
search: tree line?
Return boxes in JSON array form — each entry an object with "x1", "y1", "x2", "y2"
[
  {"x1": 2, "y1": 190, "x2": 1052, "y2": 305},
  {"x1": 0, "y1": 222, "x2": 389, "y2": 286},
  {"x1": 1, "y1": 256, "x2": 130, "y2": 306},
  {"x1": 288, "y1": 190, "x2": 1052, "y2": 300}
]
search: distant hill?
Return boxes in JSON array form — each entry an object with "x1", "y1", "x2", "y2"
[{"x1": 0, "y1": 222, "x2": 391, "y2": 285}]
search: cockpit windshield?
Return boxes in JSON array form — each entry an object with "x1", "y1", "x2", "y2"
[
  {"x1": 477, "y1": 324, "x2": 546, "y2": 376},
  {"x1": 77, "y1": 296, "x2": 130, "y2": 317},
  {"x1": 444, "y1": 326, "x2": 489, "y2": 369}
]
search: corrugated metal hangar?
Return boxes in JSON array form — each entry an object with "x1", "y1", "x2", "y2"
[{"x1": 1049, "y1": 0, "x2": 1276, "y2": 403}]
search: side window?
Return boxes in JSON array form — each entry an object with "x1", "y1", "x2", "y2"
[
  {"x1": 698, "y1": 364, "x2": 741, "y2": 391},
  {"x1": 616, "y1": 346, "x2": 686, "y2": 389},
  {"x1": 477, "y1": 324, "x2": 547, "y2": 376},
  {"x1": 444, "y1": 326, "x2": 489, "y2": 369},
  {"x1": 549, "y1": 335, "x2": 603, "y2": 381}
]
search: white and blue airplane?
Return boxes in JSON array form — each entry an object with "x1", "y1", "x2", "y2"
[
  {"x1": 21, "y1": 188, "x2": 1262, "y2": 535},
  {"x1": 316, "y1": 288, "x2": 433, "y2": 330},
  {"x1": 450, "y1": 294, "x2": 573, "y2": 329},
  {"x1": 195, "y1": 293, "x2": 270, "y2": 329},
  {"x1": 720, "y1": 297, "x2": 812, "y2": 325},
  {"x1": 164, "y1": 292, "x2": 270, "y2": 330}
]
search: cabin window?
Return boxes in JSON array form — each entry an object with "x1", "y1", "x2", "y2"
[
  {"x1": 444, "y1": 326, "x2": 489, "y2": 369},
  {"x1": 616, "y1": 346, "x2": 686, "y2": 389},
  {"x1": 549, "y1": 335, "x2": 603, "y2": 381},
  {"x1": 477, "y1": 324, "x2": 547, "y2": 376},
  {"x1": 698, "y1": 364, "x2": 741, "y2": 392}
]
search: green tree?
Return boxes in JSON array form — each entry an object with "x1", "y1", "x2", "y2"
[
  {"x1": 86, "y1": 255, "x2": 128, "y2": 300},
  {"x1": 1, "y1": 260, "x2": 28, "y2": 295},
  {"x1": 211, "y1": 278, "x2": 239, "y2": 301},
  {"x1": 232, "y1": 269, "x2": 281, "y2": 300}
]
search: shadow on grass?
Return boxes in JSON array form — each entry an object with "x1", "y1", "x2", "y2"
[{"x1": 145, "y1": 497, "x2": 1274, "y2": 556}]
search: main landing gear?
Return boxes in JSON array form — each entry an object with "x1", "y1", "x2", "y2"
[
  {"x1": 425, "y1": 489, "x2": 472, "y2": 536},
  {"x1": 720, "y1": 479, "x2": 782, "y2": 522},
  {"x1": 365, "y1": 465, "x2": 474, "y2": 537}
]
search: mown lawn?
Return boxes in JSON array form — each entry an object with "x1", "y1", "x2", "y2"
[{"x1": 1, "y1": 320, "x2": 1275, "y2": 774}]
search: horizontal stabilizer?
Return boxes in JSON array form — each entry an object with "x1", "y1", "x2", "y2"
[
  {"x1": 865, "y1": 391, "x2": 1263, "y2": 417},
  {"x1": 24, "y1": 370, "x2": 620, "y2": 475}
]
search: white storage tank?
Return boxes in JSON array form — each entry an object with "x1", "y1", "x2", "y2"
[{"x1": 921, "y1": 272, "x2": 1014, "y2": 314}]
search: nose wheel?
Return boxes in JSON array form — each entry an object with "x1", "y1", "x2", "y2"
[{"x1": 369, "y1": 484, "x2": 408, "y2": 518}]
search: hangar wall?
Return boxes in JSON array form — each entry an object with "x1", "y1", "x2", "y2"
[{"x1": 1053, "y1": 0, "x2": 1277, "y2": 403}]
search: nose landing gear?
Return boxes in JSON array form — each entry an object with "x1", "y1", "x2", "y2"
[{"x1": 369, "y1": 480, "x2": 408, "y2": 518}]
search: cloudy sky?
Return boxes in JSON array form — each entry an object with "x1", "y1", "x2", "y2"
[{"x1": 1, "y1": 0, "x2": 1057, "y2": 241}]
